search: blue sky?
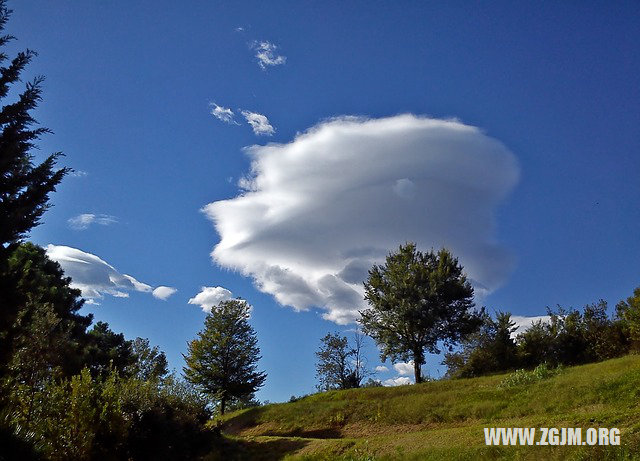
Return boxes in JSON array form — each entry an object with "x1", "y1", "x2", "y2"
[{"x1": 11, "y1": 1, "x2": 640, "y2": 402}]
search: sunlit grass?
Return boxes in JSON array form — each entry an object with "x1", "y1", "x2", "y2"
[{"x1": 215, "y1": 354, "x2": 640, "y2": 460}]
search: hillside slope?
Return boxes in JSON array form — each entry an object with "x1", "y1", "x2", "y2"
[{"x1": 213, "y1": 355, "x2": 640, "y2": 460}]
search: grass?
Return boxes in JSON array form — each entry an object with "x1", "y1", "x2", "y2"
[{"x1": 209, "y1": 355, "x2": 640, "y2": 460}]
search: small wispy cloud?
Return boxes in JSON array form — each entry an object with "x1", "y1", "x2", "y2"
[
  {"x1": 68, "y1": 213, "x2": 117, "y2": 231},
  {"x1": 235, "y1": 26, "x2": 245, "y2": 32},
  {"x1": 69, "y1": 170, "x2": 88, "y2": 178},
  {"x1": 241, "y1": 110, "x2": 275, "y2": 136},
  {"x1": 210, "y1": 103, "x2": 238, "y2": 124},
  {"x1": 252, "y1": 41, "x2": 286, "y2": 69},
  {"x1": 152, "y1": 286, "x2": 178, "y2": 301},
  {"x1": 375, "y1": 365, "x2": 389, "y2": 373}
]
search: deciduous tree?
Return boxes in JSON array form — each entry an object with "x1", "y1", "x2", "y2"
[
  {"x1": 315, "y1": 330, "x2": 369, "y2": 391},
  {"x1": 617, "y1": 286, "x2": 640, "y2": 349},
  {"x1": 443, "y1": 311, "x2": 519, "y2": 378},
  {"x1": 360, "y1": 243, "x2": 482, "y2": 383}
]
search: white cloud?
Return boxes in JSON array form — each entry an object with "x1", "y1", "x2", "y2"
[
  {"x1": 252, "y1": 41, "x2": 286, "y2": 69},
  {"x1": 241, "y1": 110, "x2": 275, "y2": 136},
  {"x1": 203, "y1": 114, "x2": 519, "y2": 324},
  {"x1": 511, "y1": 315, "x2": 551, "y2": 338},
  {"x1": 210, "y1": 103, "x2": 237, "y2": 124},
  {"x1": 188, "y1": 286, "x2": 233, "y2": 313},
  {"x1": 69, "y1": 170, "x2": 88, "y2": 178},
  {"x1": 375, "y1": 365, "x2": 389, "y2": 373},
  {"x1": 45, "y1": 245, "x2": 171, "y2": 304},
  {"x1": 383, "y1": 376, "x2": 412, "y2": 387},
  {"x1": 152, "y1": 286, "x2": 178, "y2": 300},
  {"x1": 68, "y1": 213, "x2": 117, "y2": 230},
  {"x1": 393, "y1": 362, "x2": 415, "y2": 376}
]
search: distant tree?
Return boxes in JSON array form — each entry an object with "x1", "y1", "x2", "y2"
[
  {"x1": 349, "y1": 329, "x2": 370, "y2": 387},
  {"x1": 361, "y1": 378, "x2": 383, "y2": 388},
  {"x1": 547, "y1": 307, "x2": 589, "y2": 366},
  {"x1": 183, "y1": 300, "x2": 266, "y2": 415},
  {"x1": 582, "y1": 300, "x2": 628, "y2": 360},
  {"x1": 127, "y1": 337, "x2": 169, "y2": 382},
  {"x1": 315, "y1": 333, "x2": 349, "y2": 391},
  {"x1": 360, "y1": 244, "x2": 483, "y2": 383},
  {"x1": 84, "y1": 321, "x2": 135, "y2": 377},
  {"x1": 444, "y1": 311, "x2": 519, "y2": 378},
  {"x1": 315, "y1": 330, "x2": 370, "y2": 391},
  {"x1": 617, "y1": 286, "x2": 640, "y2": 349},
  {"x1": 516, "y1": 319, "x2": 553, "y2": 368}
]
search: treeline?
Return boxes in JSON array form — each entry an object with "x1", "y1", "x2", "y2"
[
  {"x1": 314, "y1": 290, "x2": 640, "y2": 390},
  {"x1": 444, "y1": 292, "x2": 640, "y2": 379},
  {"x1": 313, "y1": 242, "x2": 640, "y2": 389}
]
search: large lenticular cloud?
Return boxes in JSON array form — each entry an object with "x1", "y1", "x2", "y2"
[{"x1": 203, "y1": 115, "x2": 519, "y2": 324}]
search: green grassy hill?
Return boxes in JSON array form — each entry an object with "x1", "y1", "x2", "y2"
[{"x1": 211, "y1": 355, "x2": 640, "y2": 460}]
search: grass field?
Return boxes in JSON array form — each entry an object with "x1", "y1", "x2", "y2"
[{"x1": 208, "y1": 355, "x2": 640, "y2": 460}]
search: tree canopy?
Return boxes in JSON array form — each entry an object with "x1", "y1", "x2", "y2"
[
  {"x1": 183, "y1": 299, "x2": 266, "y2": 415},
  {"x1": 360, "y1": 243, "x2": 482, "y2": 383}
]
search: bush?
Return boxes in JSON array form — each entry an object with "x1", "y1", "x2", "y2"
[
  {"x1": 499, "y1": 363, "x2": 561, "y2": 389},
  {"x1": 5, "y1": 368, "x2": 213, "y2": 460}
]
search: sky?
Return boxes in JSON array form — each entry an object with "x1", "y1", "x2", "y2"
[{"x1": 9, "y1": 1, "x2": 639, "y2": 402}]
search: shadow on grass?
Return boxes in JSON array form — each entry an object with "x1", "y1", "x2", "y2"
[
  {"x1": 221, "y1": 406, "x2": 263, "y2": 434},
  {"x1": 223, "y1": 406, "x2": 344, "y2": 439},
  {"x1": 209, "y1": 434, "x2": 310, "y2": 461},
  {"x1": 266, "y1": 427, "x2": 342, "y2": 439}
]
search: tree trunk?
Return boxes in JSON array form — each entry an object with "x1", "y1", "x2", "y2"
[
  {"x1": 413, "y1": 353, "x2": 422, "y2": 384},
  {"x1": 220, "y1": 396, "x2": 226, "y2": 415}
]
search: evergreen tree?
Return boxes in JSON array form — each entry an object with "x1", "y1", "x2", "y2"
[
  {"x1": 84, "y1": 321, "x2": 135, "y2": 378},
  {"x1": 0, "y1": 0, "x2": 69, "y2": 379},
  {"x1": 183, "y1": 300, "x2": 266, "y2": 415},
  {"x1": 1, "y1": 243, "x2": 91, "y2": 384},
  {"x1": 0, "y1": 2, "x2": 68, "y2": 250},
  {"x1": 360, "y1": 243, "x2": 483, "y2": 383}
]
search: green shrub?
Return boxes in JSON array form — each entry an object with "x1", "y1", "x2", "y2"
[
  {"x1": 5, "y1": 368, "x2": 213, "y2": 460},
  {"x1": 499, "y1": 363, "x2": 561, "y2": 388}
]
